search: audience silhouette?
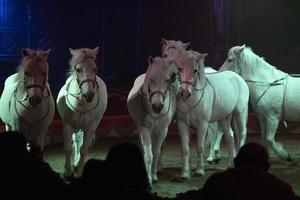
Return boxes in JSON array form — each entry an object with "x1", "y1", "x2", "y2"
[
  {"x1": 202, "y1": 142, "x2": 297, "y2": 200},
  {"x1": 105, "y1": 142, "x2": 165, "y2": 199},
  {"x1": 0, "y1": 131, "x2": 67, "y2": 198}
]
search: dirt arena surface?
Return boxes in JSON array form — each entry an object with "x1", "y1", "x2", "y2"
[{"x1": 44, "y1": 133, "x2": 300, "y2": 198}]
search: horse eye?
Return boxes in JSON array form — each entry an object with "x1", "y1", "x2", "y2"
[
  {"x1": 193, "y1": 69, "x2": 198, "y2": 73},
  {"x1": 24, "y1": 71, "x2": 29, "y2": 76},
  {"x1": 76, "y1": 68, "x2": 82, "y2": 73},
  {"x1": 228, "y1": 58, "x2": 233, "y2": 62}
]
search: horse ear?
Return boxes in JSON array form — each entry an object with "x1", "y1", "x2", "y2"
[
  {"x1": 93, "y1": 47, "x2": 99, "y2": 55},
  {"x1": 161, "y1": 38, "x2": 167, "y2": 45},
  {"x1": 22, "y1": 48, "x2": 34, "y2": 57},
  {"x1": 43, "y1": 49, "x2": 51, "y2": 60},
  {"x1": 235, "y1": 45, "x2": 245, "y2": 56},
  {"x1": 148, "y1": 56, "x2": 154, "y2": 65},
  {"x1": 199, "y1": 53, "x2": 208, "y2": 58},
  {"x1": 69, "y1": 48, "x2": 77, "y2": 56},
  {"x1": 182, "y1": 42, "x2": 190, "y2": 49}
]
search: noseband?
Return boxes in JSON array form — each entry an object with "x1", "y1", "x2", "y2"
[
  {"x1": 78, "y1": 78, "x2": 98, "y2": 89},
  {"x1": 150, "y1": 89, "x2": 168, "y2": 100}
]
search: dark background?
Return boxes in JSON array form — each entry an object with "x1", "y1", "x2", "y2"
[{"x1": 0, "y1": 0, "x2": 300, "y2": 93}]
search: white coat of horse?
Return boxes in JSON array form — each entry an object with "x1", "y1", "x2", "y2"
[
  {"x1": 127, "y1": 56, "x2": 178, "y2": 184},
  {"x1": 161, "y1": 39, "x2": 225, "y2": 164},
  {"x1": 0, "y1": 49, "x2": 55, "y2": 151},
  {"x1": 220, "y1": 45, "x2": 297, "y2": 161},
  {"x1": 174, "y1": 50, "x2": 249, "y2": 178},
  {"x1": 57, "y1": 47, "x2": 107, "y2": 178}
]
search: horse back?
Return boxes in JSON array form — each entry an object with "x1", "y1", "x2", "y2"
[{"x1": 206, "y1": 71, "x2": 249, "y2": 119}]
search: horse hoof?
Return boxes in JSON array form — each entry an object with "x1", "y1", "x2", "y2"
[
  {"x1": 152, "y1": 179, "x2": 159, "y2": 184},
  {"x1": 63, "y1": 173, "x2": 74, "y2": 182}
]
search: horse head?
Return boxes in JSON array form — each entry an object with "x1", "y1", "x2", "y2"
[
  {"x1": 176, "y1": 51, "x2": 207, "y2": 101},
  {"x1": 20, "y1": 48, "x2": 50, "y2": 107},
  {"x1": 161, "y1": 38, "x2": 190, "y2": 60},
  {"x1": 69, "y1": 47, "x2": 99, "y2": 103},
  {"x1": 143, "y1": 56, "x2": 177, "y2": 113},
  {"x1": 219, "y1": 44, "x2": 245, "y2": 73}
]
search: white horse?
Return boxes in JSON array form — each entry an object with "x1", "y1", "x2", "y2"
[
  {"x1": 173, "y1": 50, "x2": 249, "y2": 178},
  {"x1": 220, "y1": 45, "x2": 298, "y2": 161},
  {"x1": 0, "y1": 49, "x2": 55, "y2": 151},
  {"x1": 161, "y1": 39, "x2": 224, "y2": 163},
  {"x1": 57, "y1": 47, "x2": 107, "y2": 178},
  {"x1": 127, "y1": 56, "x2": 178, "y2": 184}
]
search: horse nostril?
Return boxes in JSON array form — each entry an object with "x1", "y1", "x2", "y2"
[
  {"x1": 152, "y1": 103, "x2": 163, "y2": 113},
  {"x1": 181, "y1": 90, "x2": 190, "y2": 101},
  {"x1": 29, "y1": 96, "x2": 41, "y2": 107},
  {"x1": 84, "y1": 93, "x2": 94, "y2": 102}
]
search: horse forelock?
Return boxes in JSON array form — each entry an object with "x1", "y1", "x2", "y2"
[
  {"x1": 68, "y1": 51, "x2": 97, "y2": 74},
  {"x1": 177, "y1": 51, "x2": 200, "y2": 70},
  {"x1": 17, "y1": 53, "x2": 49, "y2": 80}
]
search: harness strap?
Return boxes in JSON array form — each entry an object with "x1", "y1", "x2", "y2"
[
  {"x1": 13, "y1": 87, "x2": 52, "y2": 130},
  {"x1": 177, "y1": 79, "x2": 207, "y2": 115},
  {"x1": 139, "y1": 88, "x2": 171, "y2": 121},
  {"x1": 65, "y1": 78, "x2": 101, "y2": 115},
  {"x1": 245, "y1": 76, "x2": 287, "y2": 105}
]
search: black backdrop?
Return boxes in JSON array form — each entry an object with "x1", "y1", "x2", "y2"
[{"x1": 0, "y1": 0, "x2": 299, "y2": 93}]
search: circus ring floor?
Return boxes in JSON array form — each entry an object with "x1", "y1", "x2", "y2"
[{"x1": 41, "y1": 123, "x2": 300, "y2": 198}]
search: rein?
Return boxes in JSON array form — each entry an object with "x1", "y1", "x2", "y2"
[
  {"x1": 65, "y1": 78, "x2": 101, "y2": 114},
  {"x1": 245, "y1": 76, "x2": 288, "y2": 105},
  {"x1": 12, "y1": 84, "x2": 52, "y2": 130},
  {"x1": 140, "y1": 88, "x2": 171, "y2": 121},
  {"x1": 177, "y1": 79, "x2": 207, "y2": 115}
]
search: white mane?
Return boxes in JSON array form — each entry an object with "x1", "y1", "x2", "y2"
[{"x1": 233, "y1": 46, "x2": 286, "y2": 80}]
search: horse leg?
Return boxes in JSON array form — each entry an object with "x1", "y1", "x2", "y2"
[
  {"x1": 75, "y1": 129, "x2": 94, "y2": 177},
  {"x1": 207, "y1": 123, "x2": 223, "y2": 163},
  {"x1": 140, "y1": 126, "x2": 153, "y2": 184},
  {"x1": 265, "y1": 116, "x2": 291, "y2": 161},
  {"x1": 5, "y1": 124, "x2": 12, "y2": 131},
  {"x1": 219, "y1": 117, "x2": 236, "y2": 167},
  {"x1": 195, "y1": 121, "x2": 208, "y2": 176},
  {"x1": 157, "y1": 140, "x2": 165, "y2": 172},
  {"x1": 151, "y1": 127, "x2": 167, "y2": 182},
  {"x1": 73, "y1": 130, "x2": 84, "y2": 167},
  {"x1": 177, "y1": 120, "x2": 191, "y2": 179},
  {"x1": 258, "y1": 115, "x2": 268, "y2": 149},
  {"x1": 232, "y1": 110, "x2": 248, "y2": 151},
  {"x1": 63, "y1": 123, "x2": 74, "y2": 179}
]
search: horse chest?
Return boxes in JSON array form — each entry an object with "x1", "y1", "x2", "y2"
[
  {"x1": 66, "y1": 106, "x2": 100, "y2": 128},
  {"x1": 11, "y1": 99, "x2": 49, "y2": 125}
]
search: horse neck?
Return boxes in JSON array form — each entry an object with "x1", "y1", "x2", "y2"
[
  {"x1": 240, "y1": 57, "x2": 285, "y2": 82},
  {"x1": 197, "y1": 63, "x2": 206, "y2": 88},
  {"x1": 67, "y1": 75, "x2": 81, "y2": 95}
]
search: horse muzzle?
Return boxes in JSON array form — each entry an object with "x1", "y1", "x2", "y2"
[
  {"x1": 152, "y1": 103, "x2": 164, "y2": 113},
  {"x1": 29, "y1": 96, "x2": 42, "y2": 107},
  {"x1": 181, "y1": 89, "x2": 191, "y2": 101},
  {"x1": 83, "y1": 92, "x2": 95, "y2": 103}
]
